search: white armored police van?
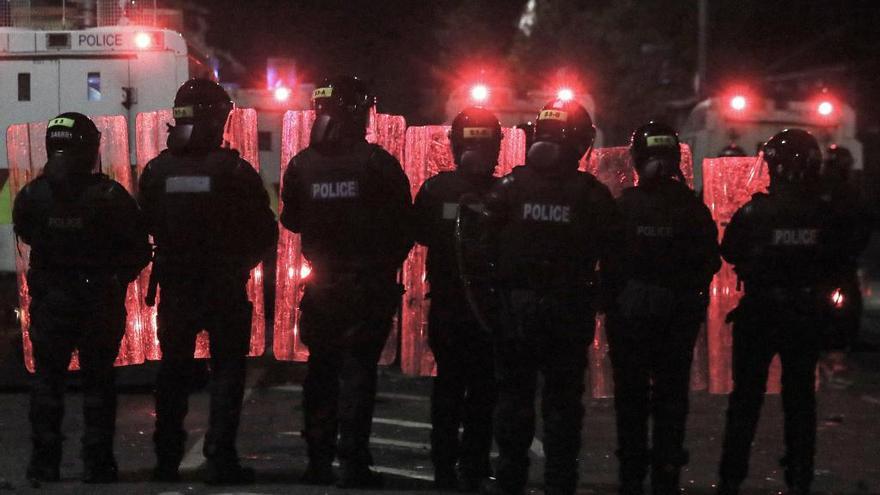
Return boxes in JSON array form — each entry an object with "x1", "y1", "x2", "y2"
[
  {"x1": 0, "y1": 25, "x2": 191, "y2": 272},
  {"x1": 680, "y1": 93, "x2": 863, "y2": 194}
]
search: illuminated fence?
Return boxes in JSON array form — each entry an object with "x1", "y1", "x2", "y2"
[
  {"x1": 97, "y1": 0, "x2": 158, "y2": 27},
  {"x1": 0, "y1": 0, "x2": 30, "y2": 27}
]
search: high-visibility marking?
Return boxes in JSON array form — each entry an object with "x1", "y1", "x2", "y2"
[
  {"x1": 165, "y1": 176, "x2": 211, "y2": 194},
  {"x1": 48, "y1": 117, "x2": 75, "y2": 128},
  {"x1": 313, "y1": 87, "x2": 333, "y2": 99},
  {"x1": 172, "y1": 106, "x2": 194, "y2": 119},
  {"x1": 538, "y1": 109, "x2": 567, "y2": 121},
  {"x1": 646, "y1": 135, "x2": 677, "y2": 147}
]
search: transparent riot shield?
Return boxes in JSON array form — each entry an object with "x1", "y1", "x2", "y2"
[
  {"x1": 702, "y1": 155, "x2": 783, "y2": 394},
  {"x1": 134, "y1": 108, "x2": 266, "y2": 359},
  {"x1": 399, "y1": 126, "x2": 527, "y2": 376},
  {"x1": 7, "y1": 116, "x2": 146, "y2": 372},
  {"x1": 274, "y1": 109, "x2": 407, "y2": 364}
]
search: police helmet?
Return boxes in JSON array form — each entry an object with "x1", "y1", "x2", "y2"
[
  {"x1": 629, "y1": 121, "x2": 682, "y2": 181},
  {"x1": 449, "y1": 106, "x2": 502, "y2": 175},
  {"x1": 168, "y1": 78, "x2": 233, "y2": 152},
  {"x1": 823, "y1": 144, "x2": 854, "y2": 181},
  {"x1": 45, "y1": 112, "x2": 101, "y2": 171},
  {"x1": 310, "y1": 75, "x2": 374, "y2": 147},
  {"x1": 533, "y1": 99, "x2": 596, "y2": 159},
  {"x1": 762, "y1": 129, "x2": 822, "y2": 187}
]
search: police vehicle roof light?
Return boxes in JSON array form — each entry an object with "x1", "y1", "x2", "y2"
[
  {"x1": 134, "y1": 31, "x2": 153, "y2": 50},
  {"x1": 557, "y1": 88, "x2": 574, "y2": 101},
  {"x1": 470, "y1": 84, "x2": 489, "y2": 103},
  {"x1": 817, "y1": 100, "x2": 834, "y2": 116},
  {"x1": 729, "y1": 95, "x2": 747, "y2": 111},
  {"x1": 274, "y1": 86, "x2": 292, "y2": 102}
]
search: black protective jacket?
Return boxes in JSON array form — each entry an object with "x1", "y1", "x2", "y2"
[
  {"x1": 414, "y1": 171, "x2": 498, "y2": 295},
  {"x1": 610, "y1": 179, "x2": 720, "y2": 294},
  {"x1": 280, "y1": 140, "x2": 413, "y2": 274},
  {"x1": 138, "y1": 148, "x2": 277, "y2": 273},
  {"x1": 14, "y1": 172, "x2": 150, "y2": 285}
]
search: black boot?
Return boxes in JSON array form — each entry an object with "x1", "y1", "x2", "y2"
[
  {"x1": 480, "y1": 477, "x2": 525, "y2": 495},
  {"x1": 651, "y1": 464, "x2": 681, "y2": 495},
  {"x1": 434, "y1": 464, "x2": 457, "y2": 490},
  {"x1": 715, "y1": 480, "x2": 740, "y2": 495},
  {"x1": 204, "y1": 458, "x2": 255, "y2": 485},
  {"x1": 337, "y1": 463, "x2": 384, "y2": 489},
  {"x1": 82, "y1": 460, "x2": 118, "y2": 483},
  {"x1": 26, "y1": 444, "x2": 61, "y2": 484},
  {"x1": 456, "y1": 462, "x2": 489, "y2": 492},
  {"x1": 301, "y1": 460, "x2": 335, "y2": 485}
]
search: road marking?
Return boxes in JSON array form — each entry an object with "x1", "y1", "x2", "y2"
[
  {"x1": 331, "y1": 461, "x2": 434, "y2": 481},
  {"x1": 373, "y1": 417, "x2": 433, "y2": 429},
  {"x1": 179, "y1": 368, "x2": 267, "y2": 470},
  {"x1": 862, "y1": 395, "x2": 880, "y2": 406},
  {"x1": 370, "y1": 436, "x2": 431, "y2": 450},
  {"x1": 271, "y1": 384, "x2": 430, "y2": 402},
  {"x1": 530, "y1": 437, "x2": 545, "y2": 458}
]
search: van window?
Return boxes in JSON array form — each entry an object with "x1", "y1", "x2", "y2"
[
  {"x1": 18, "y1": 73, "x2": 31, "y2": 101},
  {"x1": 87, "y1": 72, "x2": 101, "y2": 101}
]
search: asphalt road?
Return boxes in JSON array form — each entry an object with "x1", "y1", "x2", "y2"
[{"x1": 0, "y1": 329, "x2": 879, "y2": 495}]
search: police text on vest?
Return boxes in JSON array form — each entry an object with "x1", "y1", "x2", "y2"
[
  {"x1": 772, "y1": 229, "x2": 819, "y2": 246},
  {"x1": 311, "y1": 181, "x2": 359, "y2": 200},
  {"x1": 522, "y1": 204, "x2": 571, "y2": 223}
]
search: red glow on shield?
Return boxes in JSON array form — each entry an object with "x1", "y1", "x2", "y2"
[
  {"x1": 300, "y1": 261, "x2": 312, "y2": 280},
  {"x1": 470, "y1": 84, "x2": 489, "y2": 103},
  {"x1": 274, "y1": 86, "x2": 292, "y2": 102}
]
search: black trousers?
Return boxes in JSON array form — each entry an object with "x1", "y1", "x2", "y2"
[
  {"x1": 606, "y1": 309, "x2": 701, "y2": 485},
  {"x1": 153, "y1": 272, "x2": 253, "y2": 465},
  {"x1": 493, "y1": 289, "x2": 594, "y2": 495},
  {"x1": 299, "y1": 274, "x2": 400, "y2": 468},
  {"x1": 428, "y1": 294, "x2": 496, "y2": 478},
  {"x1": 28, "y1": 274, "x2": 126, "y2": 469},
  {"x1": 719, "y1": 298, "x2": 822, "y2": 489}
]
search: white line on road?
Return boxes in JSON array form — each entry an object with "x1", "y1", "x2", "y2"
[
  {"x1": 331, "y1": 461, "x2": 435, "y2": 482},
  {"x1": 530, "y1": 437, "x2": 545, "y2": 458},
  {"x1": 179, "y1": 368, "x2": 267, "y2": 471},
  {"x1": 862, "y1": 394, "x2": 880, "y2": 406},
  {"x1": 373, "y1": 417, "x2": 433, "y2": 429},
  {"x1": 370, "y1": 436, "x2": 431, "y2": 450}
]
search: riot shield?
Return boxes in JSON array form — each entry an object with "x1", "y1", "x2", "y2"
[
  {"x1": 134, "y1": 108, "x2": 266, "y2": 359},
  {"x1": 7, "y1": 116, "x2": 146, "y2": 372},
  {"x1": 273, "y1": 109, "x2": 407, "y2": 365},
  {"x1": 702, "y1": 155, "x2": 783, "y2": 394}
]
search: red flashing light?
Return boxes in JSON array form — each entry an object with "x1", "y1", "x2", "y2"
[
  {"x1": 557, "y1": 88, "x2": 574, "y2": 101},
  {"x1": 274, "y1": 86, "x2": 292, "y2": 102},
  {"x1": 470, "y1": 84, "x2": 489, "y2": 103},
  {"x1": 729, "y1": 95, "x2": 747, "y2": 111},
  {"x1": 817, "y1": 100, "x2": 834, "y2": 117},
  {"x1": 134, "y1": 31, "x2": 153, "y2": 50}
]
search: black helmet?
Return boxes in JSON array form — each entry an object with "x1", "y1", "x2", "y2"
[
  {"x1": 629, "y1": 121, "x2": 683, "y2": 181},
  {"x1": 310, "y1": 75, "x2": 374, "y2": 148},
  {"x1": 46, "y1": 112, "x2": 101, "y2": 167},
  {"x1": 718, "y1": 143, "x2": 747, "y2": 157},
  {"x1": 533, "y1": 99, "x2": 595, "y2": 157},
  {"x1": 526, "y1": 99, "x2": 596, "y2": 173},
  {"x1": 449, "y1": 106, "x2": 502, "y2": 176},
  {"x1": 167, "y1": 78, "x2": 233, "y2": 152},
  {"x1": 762, "y1": 129, "x2": 822, "y2": 188},
  {"x1": 823, "y1": 144, "x2": 854, "y2": 181}
]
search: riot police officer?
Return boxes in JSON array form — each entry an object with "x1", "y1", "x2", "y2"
[
  {"x1": 13, "y1": 113, "x2": 150, "y2": 483},
  {"x1": 480, "y1": 99, "x2": 619, "y2": 495},
  {"x1": 605, "y1": 123, "x2": 720, "y2": 495},
  {"x1": 716, "y1": 129, "x2": 854, "y2": 495},
  {"x1": 820, "y1": 145, "x2": 872, "y2": 351},
  {"x1": 280, "y1": 75, "x2": 413, "y2": 488},
  {"x1": 139, "y1": 79, "x2": 278, "y2": 484},
  {"x1": 414, "y1": 106, "x2": 501, "y2": 491}
]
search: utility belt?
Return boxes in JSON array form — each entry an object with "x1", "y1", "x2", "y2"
[{"x1": 145, "y1": 252, "x2": 248, "y2": 306}]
